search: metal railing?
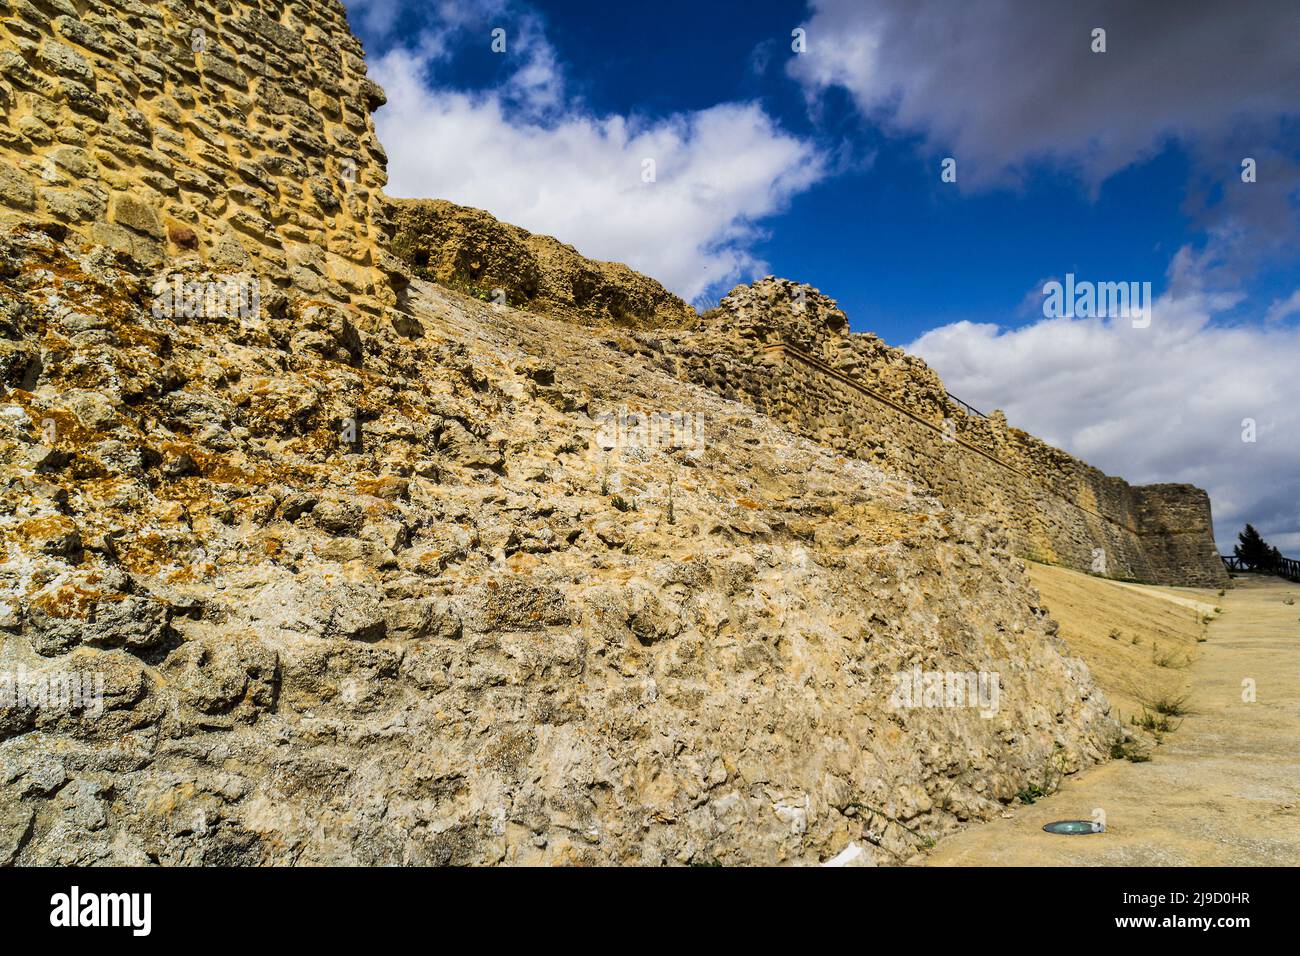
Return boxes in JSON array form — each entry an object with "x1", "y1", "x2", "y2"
[
  {"x1": 1221, "y1": 554, "x2": 1300, "y2": 582},
  {"x1": 946, "y1": 392, "x2": 987, "y2": 419}
]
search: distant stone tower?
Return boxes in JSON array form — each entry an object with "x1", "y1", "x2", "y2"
[{"x1": 0, "y1": 0, "x2": 405, "y2": 317}]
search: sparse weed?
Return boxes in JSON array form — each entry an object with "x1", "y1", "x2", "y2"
[
  {"x1": 1132, "y1": 709, "x2": 1181, "y2": 734},
  {"x1": 1151, "y1": 644, "x2": 1188, "y2": 668},
  {"x1": 1110, "y1": 739, "x2": 1152, "y2": 763},
  {"x1": 1147, "y1": 694, "x2": 1191, "y2": 717},
  {"x1": 1016, "y1": 783, "x2": 1048, "y2": 805},
  {"x1": 1017, "y1": 746, "x2": 1069, "y2": 804}
]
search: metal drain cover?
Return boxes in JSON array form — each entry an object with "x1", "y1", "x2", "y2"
[{"x1": 1043, "y1": 820, "x2": 1104, "y2": 835}]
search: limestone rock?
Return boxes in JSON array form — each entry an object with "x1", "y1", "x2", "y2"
[
  {"x1": 391, "y1": 198, "x2": 696, "y2": 330},
  {"x1": 0, "y1": 2, "x2": 1149, "y2": 870}
]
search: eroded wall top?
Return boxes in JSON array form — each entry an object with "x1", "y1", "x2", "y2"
[{"x1": 392, "y1": 198, "x2": 696, "y2": 329}]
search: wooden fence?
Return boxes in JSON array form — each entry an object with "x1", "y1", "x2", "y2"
[{"x1": 1221, "y1": 554, "x2": 1300, "y2": 582}]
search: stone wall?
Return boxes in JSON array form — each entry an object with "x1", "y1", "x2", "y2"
[
  {"x1": 0, "y1": 0, "x2": 403, "y2": 317},
  {"x1": 7, "y1": 0, "x2": 1217, "y2": 592},
  {"x1": 655, "y1": 277, "x2": 1227, "y2": 588},
  {"x1": 390, "y1": 198, "x2": 697, "y2": 330}
]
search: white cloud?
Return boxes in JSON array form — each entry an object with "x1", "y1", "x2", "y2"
[
  {"x1": 789, "y1": 0, "x2": 1300, "y2": 190},
  {"x1": 360, "y1": 9, "x2": 825, "y2": 304},
  {"x1": 909, "y1": 262, "x2": 1300, "y2": 554},
  {"x1": 344, "y1": 0, "x2": 404, "y2": 37},
  {"x1": 1265, "y1": 289, "x2": 1300, "y2": 324}
]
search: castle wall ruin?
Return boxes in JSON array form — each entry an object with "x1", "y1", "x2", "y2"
[
  {"x1": 0, "y1": 0, "x2": 403, "y2": 317},
  {"x1": 661, "y1": 278, "x2": 1228, "y2": 588},
  {"x1": 0, "y1": 2, "x2": 1228, "y2": 591}
]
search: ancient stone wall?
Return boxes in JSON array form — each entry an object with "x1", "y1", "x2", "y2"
[
  {"x1": 1133, "y1": 484, "x2": 1225, "y2": 587},
  {"x1": 391, "y1": 198, "x2": 696, "y2": 330},
  {"x1": 657, "y1": 278, "x2": 1227, "y2": 588},
  {"x1": 385, "y1": 209, "x2": 1226, "y2": 588},
  {"x1": 0, "y1": 0, "x2": 403, "y2": 317}
]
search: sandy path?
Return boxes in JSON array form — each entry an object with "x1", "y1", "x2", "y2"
[{"x1": 922, "y1": 575, "x2": 1300, "y2": 865}]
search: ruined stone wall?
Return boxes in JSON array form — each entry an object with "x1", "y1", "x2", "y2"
[
  {"x1": 658, "y1": 278, "x2": 1227, "y2": 588},
  {"x1": 390, "y1": 198, "x2": 697, "y2": 330},
  {"x1": 0, "y1": 0, "x2": 403, "y2": 317}
]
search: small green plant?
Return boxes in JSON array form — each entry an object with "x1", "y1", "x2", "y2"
[
  {"x1": 1108, "y1": 627, "x2": 1122, "y2": 641},
  {"x1": 1015, "y1": 748, "x2": 1067, "y2": 806},
  {"x1": 1131, "y1": 635, "x2": 1140, "y2": 645},
  {"x1": 1016, "y1": 783, "x2": 1048, "y2": 805},
  {"x1": 611, "y1": 494, "x2": 631, "y2": 512},
  {"x1": 666, "y1": 475, "x2": 676, "y2": 525},
  {"x1": 1110, "y1": 740, "x2": 1152, "y2": 763},
  {"x1": 1148, "y1": 694, "x2": 1190, "y2": 717},
  {"x1": 1132, "y1": 709, "x2": 1181, "y2": 734}
]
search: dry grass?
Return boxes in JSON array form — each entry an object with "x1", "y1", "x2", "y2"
[{"x1": 1026, "y1": 563, "x2": 1214, "y2": 726}]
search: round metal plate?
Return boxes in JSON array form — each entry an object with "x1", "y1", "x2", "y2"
[{"x1": 1043, "y1": 820, "x2": 1104, "y2": 835}]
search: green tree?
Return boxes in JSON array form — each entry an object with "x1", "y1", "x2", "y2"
[{"x1": 1233, "y1": 524, "x2": 1277, "y2": 571}]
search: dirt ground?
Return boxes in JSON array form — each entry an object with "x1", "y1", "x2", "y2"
[{"x1": 922, "y1": 569, "x2": 1300, "y2": 866}]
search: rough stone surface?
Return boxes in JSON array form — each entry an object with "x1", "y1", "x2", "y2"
[
  {"x1": 0, "y1": 0, "x2": 402, "y2": 317},
  {"x1": 390, "y1": 226, "x2": 1225, "y2": 588},
  {"x1": 648, "y1": 278, "x2": 1224, "y2": 587},
  {"x1": 0, "y1": 0, "x2": 1217, "y2": 869},
  {"x1": 391, "y1": 198, "x2": 696, "y2": 330},
  {"x1": 0, "y1": 229, "x2": 1119, "y2": 865}
]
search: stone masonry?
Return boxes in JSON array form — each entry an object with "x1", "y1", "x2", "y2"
[
  {"x1": 0, "y1": 4, "x2": 1143, "y2": 867},
  {"x1": 387, "y1": 203, "x2": 1227, "y2": 588},
  {"x1": 661, "y1": 277, "x2": 1228, "y2": 588},
  {"x1": 0, "y1": 0, "x2": 404, "y2": 318}
]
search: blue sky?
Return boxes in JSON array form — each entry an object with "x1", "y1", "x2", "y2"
[{"x1": 342, "y1": 0, "x2": 1300, "y2": 553}]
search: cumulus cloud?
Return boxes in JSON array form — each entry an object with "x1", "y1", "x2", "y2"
[
  {"x1": 788, "y1": 0, "x2": 1300, "y2": 284},
  {"x1": 793, "y1": 0, "x2": 1300, "y2": 552},
  {"x1": 910, "y1": 260, "x2": 1300, "y2": 553},
  {"x1": 350, "y1": 1, "x2": 826, "y2": 303},
  {"x1": 344, "y1": 0, "x2": 404, "y2": 37},
  {"x1": 789, "y1": 0, "x2": 1300, "y2": 187}
]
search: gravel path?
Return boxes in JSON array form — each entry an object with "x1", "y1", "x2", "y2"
[{"x1": 923, "y1": 575, "x2": 1300, "y2": 865}]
